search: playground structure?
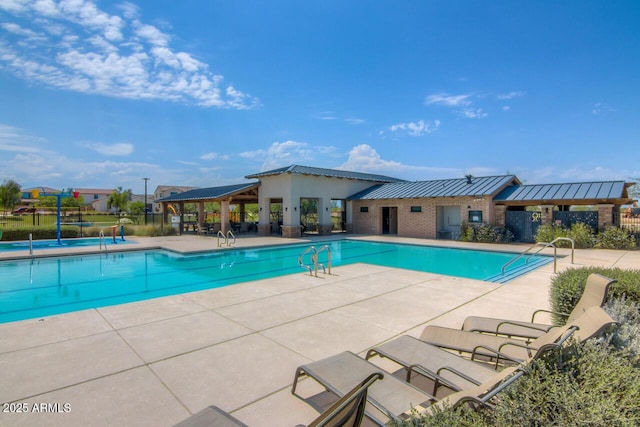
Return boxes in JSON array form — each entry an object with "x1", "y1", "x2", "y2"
[{"x1": 31, "y1": 188, "x2": 80, "y2": 245}]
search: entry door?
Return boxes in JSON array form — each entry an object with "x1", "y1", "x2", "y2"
[{"x1": 382, "y1": 207, "x2": 398, "y2": 234}]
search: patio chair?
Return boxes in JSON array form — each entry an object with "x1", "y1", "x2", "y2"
[
  {"x1": 292, "y1": 351, "x2": 436, "y2": 425},
  {"x1": 461, "y1": 273, "x2": 616, "y2": 339},
  {"x1": 419, "y1": 306, "x2": 616, "y2": 366},
  {"x1": 174, "y1": 372, "x2": 382, "y2": 427}
]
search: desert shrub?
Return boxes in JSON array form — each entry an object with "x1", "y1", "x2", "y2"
[
  {"x1": 550, "y1": 267, "x2": 640, "y2": 324},
  {"x1": 604, "y1": 297, "x2": 640, "y2": 366},
  {"x1": 133, "y1": 224, "x2": 177, "y2": 237},
  {"x1": 396, "y1": 340, "x2": 640, "y2": 426},
  {"x1": 595, "y1": 226, "x2": 636, "y2": 249}
]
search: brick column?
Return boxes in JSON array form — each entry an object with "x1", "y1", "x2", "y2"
[
  {"x1": 494, "y1": 205, "x2": 506, "y2": 228},
  {"x1": 597, "y1": 204, "x2": 615, "y2": 229},
  {"x1": 541, "y1": 205, "x2": 555, "y2": 225}
]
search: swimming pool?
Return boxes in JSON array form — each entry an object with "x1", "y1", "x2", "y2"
[
  {"x1": 0, "y1": 240, "x2": 551, "y2": 323},
  {"x1": 0, "y1": 237, "x2": 135, "y2": 252}
]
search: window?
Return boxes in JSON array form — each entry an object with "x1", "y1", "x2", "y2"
[
  {"x1": 360, "y1": 206, "x2": 369, "y2": 213},
  {"x1": 410, "y1": 206, "x2": 422, "y2": 213},
  {"x1": 468, "y1": 210, "x2": 483, "y2": 223}
]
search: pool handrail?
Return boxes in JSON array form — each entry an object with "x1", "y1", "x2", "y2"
[
  {"x1": 298, "y1": 245, "x2": 332, "y2": 277},
  {"x1": 501, "y1": 237, "x2": 574, "y2": 275}
]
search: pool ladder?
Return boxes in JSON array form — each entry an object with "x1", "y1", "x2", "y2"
[
  {"x1": 99, "y1": 230, "x2": 108, "y2": 253},
  {"x1": 298, "y1": 245, "x2": 332, "y2": 277},
  {"x1": 217, "y1": 230, "x2": 236, "y2": 247}
]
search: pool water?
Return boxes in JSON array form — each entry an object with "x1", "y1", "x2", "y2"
[
  {"x1": 0, "y1": 240, "x2": 551, "y2": 323},
  {"x1": 0, "y1": 237, "x2": 134, "y2": 251}
]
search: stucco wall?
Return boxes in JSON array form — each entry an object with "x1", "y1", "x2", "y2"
[{"x1": 257, "y1": 173, "x2": 383, "y2": 235}]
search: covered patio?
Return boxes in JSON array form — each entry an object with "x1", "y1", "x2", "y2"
[{"x1": 156, "y1": 183, "x2": 260, "y2": 235}]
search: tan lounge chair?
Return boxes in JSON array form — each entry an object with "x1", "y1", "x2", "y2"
[
  {"x1": 292, "y1": 351, "x2": 435, "y2": 424},
  {"x1": 367, "y1": 335, "x2": 508, "y2": 394},
  {"x1": 427, "y1": 365, "x2": 525, "y2": 413},
  {"x1": 174, "y1": 372, "x2": 383, "y2": 427},
  {"x1": 419, "y1": 306, "x2": 616, "y2": 366},
  {"x1": 367, "y1": 306, "x2": 615, "y2": 396},
  {"x1": 462, "y1": 273, "x2": 616, "y2": 339}
]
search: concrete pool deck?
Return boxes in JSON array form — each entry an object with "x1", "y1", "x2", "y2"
[{"x1": 0, "y1": 235, "x2": 638, "y2": 426}]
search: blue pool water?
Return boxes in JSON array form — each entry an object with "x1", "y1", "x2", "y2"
[
  {"x1": 0, "y1": 237, "x2": 134, "y2": 251},
  {"x1": 0, "y1": 240, "x2": 551, "y2": 323}
]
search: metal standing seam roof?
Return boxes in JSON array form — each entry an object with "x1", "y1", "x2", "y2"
[
  {"x1": 347, "y1": 175, "x2": 519, "y2": 200},
  {"x1": 493, "y1": 181, "x2": 629, "y2": 203},
  {"x1": 245, "y1": 164, "x2": 406, "y2": 183},
  {"x1": 155, "y1": 182, "x2": 259, "y2": 203}
]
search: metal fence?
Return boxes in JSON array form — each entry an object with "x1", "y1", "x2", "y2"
[{"x1": 0, "y1": 211, "x2": 164, "y2": 233}]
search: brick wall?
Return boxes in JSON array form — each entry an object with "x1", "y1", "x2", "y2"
[{"x1": 350, "y1": 196, "x2": 495, "y2": 239}]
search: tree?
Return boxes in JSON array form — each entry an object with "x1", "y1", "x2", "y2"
[
  {"x1": 107, "y1": 187, "x2": 132, "y2": 216},
  {"x1": 629, "y1": 177, "x2": 640, "y2": 207},
  {"x1": 0, "y1": 179, "x2": 21, "y2": 216},
  {"x1": 128, "y1": 201, "x2": 145, "y2": 224}
]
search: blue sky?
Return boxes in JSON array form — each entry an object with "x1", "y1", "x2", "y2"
[{"x1": 1, "y1": 1, "x2": 638, "y2": 194}]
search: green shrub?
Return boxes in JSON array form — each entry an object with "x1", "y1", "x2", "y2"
[
  {"x1": 550, "y1": 267, "x2": 640, "y2": 324},
  {"x1": 605, "y1": 297, "x2": 640, "y2": 366},
  {"x1": 595, "y1": 226, "x2": 636, "y2": 249},
  {"x1": 567, "y1": 222, "x2": 596, "y2": 248},
  {"x1": 458, "y1": 223, "x2": 513, "y2": 243},
  {"x1": 535, "y1": 223, "x2": 567, "y2": 244},
  {"x1": 460, "y1": 221, "x2": 474, "y2": 242},
  {"x1": 0, "y1": 226, "x2": 79, "y2": 241}
]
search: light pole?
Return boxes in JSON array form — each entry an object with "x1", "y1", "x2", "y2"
[{"x1": 143, "y1": 177, "x2": 149, "y2": 225}]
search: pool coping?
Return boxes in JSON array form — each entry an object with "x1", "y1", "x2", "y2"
[{"x1": 1, "y1": 235, "x2": 638, "y2": 427}]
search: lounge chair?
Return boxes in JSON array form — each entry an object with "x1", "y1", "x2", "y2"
[
  {"x1": 427, "y1": 365, "x2": 525, "y2": 412},
  {"x1": 174, "y1": 372, "x2": 383, "y2": 427},
  {"x1": 292, "y1": 351, "x2": 436, "y2": 424},
  {"x1": 366, "y1": 335, "x2": 506, "y2": 394},
  {"x1": 366, "y1": 306, "x2": 615, "y2": 395},
  {"x1": 418, "y1": 306, "x2": 616, "y2": 365},
  {"x1": 462, "y1": 273, "x2": 616, "y2": 339}
]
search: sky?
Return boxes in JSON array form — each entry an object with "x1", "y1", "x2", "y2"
[{"x1": 0, "y1": 1, "x2": 639, "y2": 194}]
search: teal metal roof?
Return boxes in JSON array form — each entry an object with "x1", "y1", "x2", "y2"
[
  {"x1": 156, "y1": 182, "x2": 259, "y2": 203},
  {"x1": 493, "y1": 181, "x2": 632, "y2": 203},
  {"x1": 245, "y1": 164, "x2": 405, "y2": 183},
  {"x1": 348, "y1": 175, "x2": 519, "y2": 200}
]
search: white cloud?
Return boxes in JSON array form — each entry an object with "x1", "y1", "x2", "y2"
[
  {"x1": 502, "y1": 106, "x2": 511, "y2": 111},
  {"x1": 388, "y1": 119, "x2": 440, "y2": 136},
  {"x1": 338, "y1": 144, "x2": 465, "y2": 180},
  {"x1": 239, "y1": 140, "x2": 337, "y2": 171},
  {"x1": 497, "y1": 91, "x2": 526, "y2": 100},
  {"x1": 84, "y1": 142, "x2": 134, "y2": 156},
  {"x1": 425, "y1": 93, "x2": 472, "y2": 107},
  {"x1": 200, "y1": 152, "x2": 230, "y2": 161},
  {"x1": 0, "y1": 0, "x2": 258, "y2": 109},
  {"x1": 459, "y1": 108, "x2": 488, "y2": 119},
  {"x1": 592, "y1": 103, "x2": 616, "y2": 115},
  {"x1": 425, "y1": 92, "x2": 488, "y2": 119}
]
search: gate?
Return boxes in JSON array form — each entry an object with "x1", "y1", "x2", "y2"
[{"x1": 505, "y1": 211, "x2": 542, "y2": 243}]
